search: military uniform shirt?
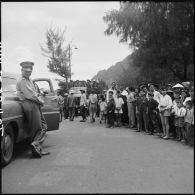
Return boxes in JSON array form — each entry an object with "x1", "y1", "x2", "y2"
[{"x1": 16, "y1": 76, "x2": 40, "y2": 103}]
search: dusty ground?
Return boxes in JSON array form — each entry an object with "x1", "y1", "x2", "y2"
[{"x1": 2, "y1": 117, "x2": 194, "y2": 193}]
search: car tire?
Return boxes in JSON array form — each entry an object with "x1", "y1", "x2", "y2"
[{"x1": 1, "y1": 125, "x2": 14, "y2": 166}]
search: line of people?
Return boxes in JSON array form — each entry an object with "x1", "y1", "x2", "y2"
[{"x1": 57, "y1": 81, "x2": 194, "y2": 147}]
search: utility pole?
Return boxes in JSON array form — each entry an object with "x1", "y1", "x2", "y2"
[
  {"x1": 69, "y1": 44, "x2": 71, "y2": 81},
  {"x1": 68, "y1": 44, "x2": 78, "y2": 82}
]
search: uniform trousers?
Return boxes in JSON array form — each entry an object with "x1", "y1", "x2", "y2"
[{"x1": 23, "y1": 100, "x2": 47, "y2": 152}]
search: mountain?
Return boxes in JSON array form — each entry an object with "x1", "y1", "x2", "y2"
[{"x1": 92, "y1": 53, "x2": 140, "y2": 88}]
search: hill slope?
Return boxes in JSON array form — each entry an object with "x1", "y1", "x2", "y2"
[{"x1": 92, "y1": 53, "x2": 140, "y2": 87}]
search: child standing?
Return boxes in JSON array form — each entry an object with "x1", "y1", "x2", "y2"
[
  {"x1": 106, "y1": 91, "x2": 115, "y2": 128},
  {"x1": 184, "y1": 100, "x2": 194, "y2": 144},
  {"x1": 114, "y1": 90, "x2": 124, "y2": 127},
  {"x1": 172, "y1": 98, "x2": 186, "y2": 141},
  {"x1": 99, "y1": 96, "x2": 107, "y2": 124}
]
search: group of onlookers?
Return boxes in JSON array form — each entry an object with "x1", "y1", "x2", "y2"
[{"x1": 57, "y1": 81, "x2": 194, "y2": 146}]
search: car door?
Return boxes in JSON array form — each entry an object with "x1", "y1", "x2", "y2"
[{"x1": 33, "y1": 78, "x2": 60, "y2": 131}]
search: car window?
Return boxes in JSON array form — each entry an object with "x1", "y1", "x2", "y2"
[
  {"x1": 2, "y1": 77, "x2": 17, "y2": 92},
  {"x1": 34, "y1": 80, "x2": 52, "y2": 94}
]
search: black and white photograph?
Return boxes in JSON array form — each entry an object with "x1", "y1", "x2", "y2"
[{"x1": 1, "y1": 1, "x2": 194, "y2": 194}]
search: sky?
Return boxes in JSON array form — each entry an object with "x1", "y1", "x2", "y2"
[{"x1": 2, "y1": 2, "x2": 132, "y2": 81}]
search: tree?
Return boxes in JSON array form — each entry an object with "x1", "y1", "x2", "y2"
[
  {"x1": 40, "y1": 26, "x2": 71, "y2": 89},
  {"x1": 103, "y1": 2, "x2": 194, "y2": 82}
]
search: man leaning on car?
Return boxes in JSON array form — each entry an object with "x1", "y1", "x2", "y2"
[{"x1": 16, "y1": 61, "x2": 50, "y2": 158}]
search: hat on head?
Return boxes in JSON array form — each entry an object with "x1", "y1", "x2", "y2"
[
  {"x1": 108, "y1": 90, "x2": 114, "y2": 95},
  {"x1": 182, "y1": 82, "x2": 191, "y2": 88},
  {"x1": 20, "y1": 61, "x2": 34, "y2": 71},
  {"x1": 172, "y1": 83, "x2": 184, "y2": 89},
  {"x1": 121, "y1": 90, "x2": 128, "y2": 96},
  {"x1": 64, "y1": 93, "x2": 68, "y2": 96}
]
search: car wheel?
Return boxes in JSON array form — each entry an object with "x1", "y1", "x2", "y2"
[{"x1": 1, "y1": 125, "x2": 14, "y2": 166}]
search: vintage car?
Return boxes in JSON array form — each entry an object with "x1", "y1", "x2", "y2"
[{"x1": 1, "y1": 76, "x2": 60, "y2": 166}]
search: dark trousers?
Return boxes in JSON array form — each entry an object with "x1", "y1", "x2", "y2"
[
  {"x1": 80, "y1": 105, "x2": 86, "y2": 120},
  {"x1": 69, "y1": 107, "x2": 75, "y2": 121},
  {"x1": 107, "y1": 112, "x2": 115, "y2": 127},
  {"x1": 148, "y1": 112, "x2": 160, "y2": 134},
  {"x1": 138, "y1": 110, "x2": 148, "y2": 131},
  {"x1": 23, "y1": 100, "x2": 47, "y2": 152},
  {"x1": 169, "y1": 114, "x2": 176, "y2": 138},
  {"x1": 63, "y1": 107, "x2": 69, "y2": 119},
  {"x1": 59, "y1": 107, "x2": 63, "y2": 121}
]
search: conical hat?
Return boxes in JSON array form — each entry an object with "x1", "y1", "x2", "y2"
[{"x1": 172, "y1": 83, "x2": 184, "y2": 88}]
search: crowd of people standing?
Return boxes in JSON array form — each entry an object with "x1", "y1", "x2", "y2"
[{"x1": 57, "y1": 80, "x2": 194, "y2": 147}]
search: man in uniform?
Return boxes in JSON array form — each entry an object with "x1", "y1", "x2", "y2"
[
  {"x1": 67, "y1": 90, "x2": 76, "y2": 121},
  {"x1": 16, "y1": 61, "x2": 49, "y2": 158}
]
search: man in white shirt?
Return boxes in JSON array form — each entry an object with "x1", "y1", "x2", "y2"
[
  {"x1": 148, "y1": 83, "x2": 161, "y2": 103},
  {"x1": 114, "y1": 90, "x2": 124, "y2": 127},
  {"x1": 127, "y1": 87, "x2": 136, "y2": 128},
  {"x1": 80, "y1": 89, "x2": 87, "y2": 122},
  {"x1": 159, "y1": 87, "x2": 173, "y2": 139},
  {"x1": 89, "y1": 89, "x2": 98, "y2": 123}
]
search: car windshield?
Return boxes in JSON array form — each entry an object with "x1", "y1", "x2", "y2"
[{"x1": 2, "y1": 77, "x2": 17, "y2": 92}]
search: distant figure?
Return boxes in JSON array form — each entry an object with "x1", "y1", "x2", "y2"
[
  {"x1": 63, "y1": 93, "x2": 69, "y2": 119},
  {"x1": 80, "y1": 89, "x2": 87, "y2": 122},
  {"x1": 114, "y1": 90, "x2": 124, "y2": 127},
  {"x1": 106, "y1": 82, "x2": 117, "y2": 103},
  {"x1": 57, "y1": 91, "x2": 64, "y2": 122},
  {"x1": 88, "y1": 89, "x2": 98, "y2": 123},
  {"x1": 159, "y1": 87, "x2": 173, "y2": 139},
  {"x1": 106, "y1": 91, "x2": 115, "y2": 128},
  {"x1": 67, "y1": 90, "x2": 77, "y2": 121},
  {"x1": 127, "y1": 87, "x2": 136, "y2": 128},
  {"x1": 148, "y1": 92, "x2": 160, "y2": 135},
  {"x1": 99, "y1": 95, "x2": 107, "y2": 124}
]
